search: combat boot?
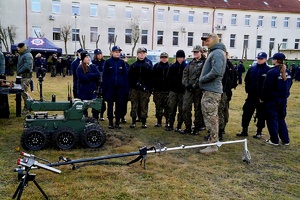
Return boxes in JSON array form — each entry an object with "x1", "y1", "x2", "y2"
[
  {"x1": 154, "y1": 117, "x2": 162, "y2": 127},
  {"x1": 130, "y1": 118, "x2": 136, "y2": 128},
  {"x1": 165, "y1": 123, "x2": 174, "y2": 131},
  {"x1": 121, "y1": 117, "x2": 127, "y2": 123},
  {"x1": 236, "y1": 127, "x2": 248, "y2": 137},
  {"x1": 200, "y1": 145, "x2": 218, "y2": 154},
  {"x1": 191, "y1": 127, "x2": 200, "y2": 135},
  {"x1": 108, "y1": 119, "x2": 114, "y2": 129},
  {"x1": 175, "y1": 122, "x2": 183, "y2": 132},
  {"x1": 219, "y1": 128, "x2": 224, "y2": 141},
  {"x1": 253, "y1": 128, "x2": 262, "y2": 139},
  {"x1": 141, "y1": 118, "x2": 147, "y2": 129}
]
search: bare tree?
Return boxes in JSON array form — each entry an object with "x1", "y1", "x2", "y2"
[
  {"x1": 7, "y1": 26, "x2": 16, "y2": 47},
  {"x1": 78, "y1": 35, "x2": 86, "y2": 49},
  {"x1": 277, "y1": 43, "x2": 282, "y2": 53},
  {"x1": 0, "y1": 24, "x2": 9, "y2": 52},
  {"x1": 108, "y1": 35, "x2": 117, "y2": 54},
  {"x1": 95, "y1": 35, "x2": 100, "y2": 49},
  {"x1": 241, "y1": 46, "x2": 248, "y2": 61},
  {"x1": 34, "y1": 30, "x2": 45, "y2": 38},
  {"x1": 131, "y1": 19, "x2": 140, "y2": 57},
  {"x1": 61, "y1": 24, "x2": 72, "y2": 55}
]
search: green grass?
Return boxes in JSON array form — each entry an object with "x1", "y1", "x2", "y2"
[{"x1": 0, "y1": 75, "x2": 300, "y2": 200}]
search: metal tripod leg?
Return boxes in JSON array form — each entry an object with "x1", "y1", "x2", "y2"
[
  {"x1": 33, "y1": 180, "x2": 48, "y2": 200},
  {"x1": 12, "y1": 174, "x2": 27, "y2": 200}
]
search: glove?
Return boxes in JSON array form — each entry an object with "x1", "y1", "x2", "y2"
[{"x1": 186, "y1": 85, "x2": 193, "y2": 91}]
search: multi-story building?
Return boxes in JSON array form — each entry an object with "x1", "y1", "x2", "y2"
[{"x1": 1, "y1": 0, "x2": 300, "y2": 59}]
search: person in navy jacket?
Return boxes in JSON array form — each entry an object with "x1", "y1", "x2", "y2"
[
  {"x1": 102, "y1": 46, "x2": 129, "y2": 129},
  {"x1": 76, "y1": 51, "x2": 100, "y2": 118},
  {"x1": 261, "y1": 53, "x2": 292, "y2": 146},
  {"x1": 72, "y1": 48, "x2": 84, "y2": 98},
  {"x1": 237, "y1": 52, "x2": 270, "y2": 138}
]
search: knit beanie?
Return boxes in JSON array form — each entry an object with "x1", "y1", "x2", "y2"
[{"x1": 176, "y1": 50, "x2": 186, "y2": 58}]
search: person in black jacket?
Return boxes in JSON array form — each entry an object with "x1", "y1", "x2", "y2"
[
  {"x1": 152, "y1": 52, "x2": 170, "y2": 127},
  {"x1": 72, "y1": 48, "x2": 84, "y2": 98},
  {"x1": 92, "y1": 48, "x2": 106, "y2": 121},
  {"x1": 237, "y1": 52, "x2": 270, "y2": 138},
  {"x1": 102, "y1": 46, "x2": 129, "y2": 129},
  {"x1": 165, "y1": 50, "x2": 187, "y2": 131},
  {"x1": 128, "y1": 47, "x2": 153, "y2": 128}
]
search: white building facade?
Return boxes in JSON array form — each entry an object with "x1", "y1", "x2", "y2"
[{"x1": 1, "y1": 0, "x2": 300, "y2": 59}]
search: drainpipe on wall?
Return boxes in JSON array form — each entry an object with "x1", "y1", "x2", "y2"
[
  {"x1": 212, "y1": 7, "x2": 216, "y2": 33},
  {"x1": 25, "y1": 0, "x2": 28, "y2": 38},
  {"x1": 151, "y1": 2, "x2": 156, "y2": 50}
]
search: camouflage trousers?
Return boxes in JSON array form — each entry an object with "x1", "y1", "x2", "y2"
[
  {"x1": 50, "y1": 65, "x2": 56, "y2": 77},
  {"x1": 167, "y1": 91, "x2": 184, "y2": 127},
  {"x1": 218, "y1": 93, "x2": 229, "y2": 130},
  {"x1": 21, "y1": 78, "x2": 31, "y2": 109},
  {"x1": 201, "y1": 91, "x2": 221, "y2": 143},
  {"x1": 129, "y1": 89, "x2": 150, "y2": 119},
  {"x1": 153, "y1": 91, "x2": 169, "y2": 119},
  {"x1": 182, "y1": 89, "x2": 204, "y2": 129}
]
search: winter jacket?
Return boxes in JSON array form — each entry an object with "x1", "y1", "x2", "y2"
[
  {"x1": 261, "y1": 66, "x2": 292, "y2": 101},
  {"x1": 182, "y1": 58, "x2": 204, "y2": 90},
  {"x1": 129, "y1": 58, "x2": 153, "y2": 92},
  {"x1": 167, "y1": 61, "x2": 187, "y2": 93},
  {"x1": 0, "y1": 51, "x2": 5, "y2": 74},
  {"x1": 92, "y1": 59, "x2": 105, "y2": 73},
  {"x1": 199, "y1": 42, "x2": 226, "y2": 94},
  {"x1": 76, "y1": 64, "x2": 100, "y2": 100},
  {"x1": 153, "y1": 61, "x2": 170, "y2": 92},
  {"x1": 72, "y1": 58, "x2": 81, "y2": 90},
  {"x1": 17, "y1": 48, "x2": 33, "y2": 77},
  {"x1": 244, "y1": 62, "x2": 270, "y2": 97}
]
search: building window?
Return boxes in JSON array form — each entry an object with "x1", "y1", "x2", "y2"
[
  {"x1": 217, "y1": 13, "x2": 223, "y2": 24},
  {"x1": 108, "y1": 28, "x2": 115, "y2": 43},
  {"x1": 231, "y1": 14, "x2": 237, "y2": 25},
  {"x1": 32, "y1": 26, "x2": 41, "y2": 37},
  {"x1": 108, "y1": 5, "x2": 116, "y2": 18},
  {"x1": 72, "y1": 28, "x2": 79, "y2": 41},
  {"x1": 141, "y1": 7, "x2": 149, "y2": 20},
  {"x1": 72, "y1": 2, "x2": 80, "y2": 15},
  {"x1": 188, "y1": 32, "x2": 194, "y2": 46},
  {"x1": 243, "y1": 35, "x2": 249, "y2": 48},
  {"x1": 90, "y1": 4, "x2": 98, "y2": 17},
  {"x1": 172, "y1": 31, "x2": 179, "y2": 46},
  {"x1": 125, "y1": 6, "x2": 132, "y2": 19},
  {"x1": 269, "y1": 38, "x2": 275, "y2": 49},
  {"x1": 90, "y1": 27, "x2": 98, "y2": 43},
  {"x1": 256, "y1": 36, "x2": 262, "y2": 48},
  {"x1": 141, "y1": 30, "x2": 148, "y2": 44},
  {"x1": 295, "y1": 39, "x2": 300, "y2": 49},
  {"x1": 258, "y1": 16, "x2": 264, "y2": 27},
  {"x1": 297, "y1": 18, "x2": 300, "y2": 28},
  {"x1": 282, "y1": 39, "x2": 288, "y2": 49},
  {"x1": 245, "y1": 15, "x2": 251, "y2": 26},
  {"x1": 125, "y1": 29, "x2": 132, "y2": 44},
  {"x1": 157, "y1": 9, "x2": 164, "y2": 21},
  {"x1": 32, "y1": 0, "x2": 40, "y2": 12},
  {"x1": 271, "y1": 16, "x2": 277, "y2": 28},
  {"x1": 188, "y1": 11, "x2": 194, "y2": 23},
  {"x1": 217, "y1": 34, "x2": 222, "y2": 43},
  {"x1": 52, "y1": 0, "x2": 61, "y2": 14},
  {"x1": 203, "y1": 12, "x2": 209, "y2": 24},
  {"x1": 284, "y1": 17, "x2": 289, "y2": 28},
  {"x1": 53, "y1": 28, "x2": 61, "y2": 40},
  {"x1": 173, "y1": 10, "x2": 180, "y2": 22},
  {"x1": 157, "y1": 31, "x2": 163, "y2": 45},
  {"x1": 230, "y1": 34, "x2": 236, "y2": 48}
]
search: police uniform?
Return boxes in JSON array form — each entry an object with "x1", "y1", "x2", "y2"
[
  {"x1": 129, "y1": 47, "x2": 153, "y2": 128},
  {"x1": 92, "y1": 49, "x2": 106, "y2": 121},
  {"x1": 153, "y1": 52, "x2": 170, "y2": 127},
  {"x1": 237, "y1": 52, "x2": 270, "y2": 138},
  {"x1": 72, "y1": 48, "x2": 84, "y2": 98},
  {"x1": 261, "y1": 53, "x2": 292, "y2": 145},
  {"x1": 102, "y1": 46, "x2": 129, "y2": 129}
]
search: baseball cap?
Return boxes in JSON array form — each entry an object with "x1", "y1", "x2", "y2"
[
  {"x1": 112, "y1": 46, "x2": 122, "y2": 52},
  {"x1": 160, "y1": 52, "x2": 168, "y2": 58},
  {"x1": 191, "y1": 45, "x2": 203, "y2": 52},
  {"x1": 137, "y1": 47, "x2": 147, "y2": 53},
  {"x1": 201, "y1": 33, "x2": 219, "y2": 41},
  {"x1": 120, "y1": 53, "x2": 126, "y2": 59},
  {"x1": 76, "y1": 48, "x2": 84, "y2": 53},
  {"x1": 270, "y1": 53, "x2": 286, "y2": 60},
  {"x1": 257, "y1": 52, "x2": 268, "y2": 59},
  {"x1": 94, "y1": 49, "x2": 102, "y2": 55}
]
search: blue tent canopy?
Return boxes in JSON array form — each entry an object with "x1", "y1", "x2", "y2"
[{"x1": 11, "y1": 37, "x2": 62, "y2": 54}]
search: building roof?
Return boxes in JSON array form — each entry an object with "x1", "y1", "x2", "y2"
[{"x1": 122, "y1": 0, "x2": 300, "y2": 13}]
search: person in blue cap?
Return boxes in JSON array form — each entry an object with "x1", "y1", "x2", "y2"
[
  {"x1": 72, "y1": 48, "x2": 84, "y2": 98},
  {"x1": 102, "y1": 46, "x2": 129, "y2": 129},
  {"x1": 261, "y1": 53, "x2": 292, "y2": 145},
  {"x1": 92, "y1": 48, "x2": 106, "y2": 121},
  {"x1": 236, "y1": 52, "x2": 270, "y2": 138}
]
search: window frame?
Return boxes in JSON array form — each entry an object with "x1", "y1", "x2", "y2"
[
  {"x1": 90, "y1": 3, "x2": 98, "y2": 17},
  {"x1": 108, "y1": 5, "x2": 116, "y2": 18},
  {"x1": 271, "y1": 16, "x2": 277, "y2": 28},
  {"x1": 243, "y1": 35, "x2": 249, "y2": 48},
  {"x1": 72, "y1": 28, "x2": 80, "y2": 42},
  {"x1": 203, "y1": 12, "x2": 209, "y2": 24},
  {"x1": 53, "y1": 28, "x2": 61, "y2": 41},
  {"x1": 141, "y1": 7, "x2": 149, "y2": 20},
  {"x1": 125, "y1": 29, "x2": 132, "y2": 44},
  {"x1": 125, "y1": 6, "x2": 133, "y2": 19},
  {"x1": 157, "y1": 30, "x2": 164, "y2": 45},
  {"x1": 294, "y1": 39, "x2": 300, "y2": 49},
  {"x1": 230, "y1": 34, "x2": 236, "y2": 48},
  {"x1": 231, "y1": 14, "x2": 237, "y2": 26},
  {"x1": 52, "y1": 0, "x2": 61, "y2": 14},
  {"x1": 32, "y1": 0, "x2": 41, "y2": 12},
  {"x1": 188, "y1": 11, "x2": 195, "y2": 23},
  {"x1": 187, "y1": 32, "x2": 194, "y2": 47},
  {"x1": 245, "y1": 15, "x2": 251, "y2": 26},
  {"x1": 282, "y1": 38, "x2": 288, "y2": 49},
  {"x1": 90, "y1": 27, "x2": 98, "y2": 43},
  {"x1": 284, "y1": 17, "x2": 289, "y2": 28},
  {"x1": 71, "y1": 2, "x2": 80, "y2": 15},
  {"x1": 172, "y1": 31, "x2": 179, "y2": 46},
  {"x1": 256, "y1": 35, "x2": 262, "y2": 49},
  {"x1": 108, "y1": 28, "x2": 115, "y2": 43},
  {"x1": 157, "y1": 9, "x2": 164, "y2": 21},
  {"x1": 141, "y1": 30, "x2": 148, "y2": 45},
  {"x1": 258, "y1": 16, "x2": 264, "y2": 27}
]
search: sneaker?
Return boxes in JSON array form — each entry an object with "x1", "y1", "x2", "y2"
[
  {"x1": 200, "y1": 146, "x2": 218, "y2": 154},
  {"x1": 174, "y1": 128, "x2": 182, "y2": 133},
  {"x1": 130, "y1": 124, "x2": 136, "y2": 128},
  {"x1": 191, "y1": 129, "x2": 199, "y2": 135},
  {"x1": 265, "y1": 139, "x2": 279, "y2": 146},
  {"x1": 142, "y1": 124, "x2": 147, "y2": 129},
  {"x1": 282, "y1": 142, "x2": 290, "y2": 146},
  {"x1": 253, "y1": 133, "x2": 262, "y2": 139}
]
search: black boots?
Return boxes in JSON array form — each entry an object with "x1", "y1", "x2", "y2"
[
  {"x1": 115, "y1": 118, "x2": 121, "y2": 129},
  {"x1": 108, "y1": 119, "x2": 114, "y2": 129},
  {"x1": 154, "y1": 117, "x2": 162, "y2": 127},
  {"x1": 165, "y1": 123, "x2": 174, "y2": 131},
  {"x1": 218, "y1": 128, "x2": 224, "y2": 141},
  {"x1": 236, "y1": 127, "x2": 248, "y2": 136},
  {"x1": 141, "y1": 118, "x2": 147, "y2": 129},
  {"x1": 130, "y1": 117, "x2": 136, "y2": 128}
]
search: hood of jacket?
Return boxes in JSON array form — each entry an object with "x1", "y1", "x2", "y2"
[{"x1": 210, "y1": 42, "x2": 226, "y2": 52}]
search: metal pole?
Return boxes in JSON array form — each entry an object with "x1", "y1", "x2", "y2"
[
  {"x1": 254, "y1": 25, "x2": 258, "y2": 59},
  {"x1": 74, "y1": 13, "x2": 77, "y2": 53}
]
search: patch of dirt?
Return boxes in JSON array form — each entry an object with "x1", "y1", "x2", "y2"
[{"x1": 105, "y1": 132, "x2": 134, "y2": 148}]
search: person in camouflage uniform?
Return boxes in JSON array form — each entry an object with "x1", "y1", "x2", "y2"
[
  {"x1": 153, "y1": 52, "x2": 170, "y2": 127},
  {"x1": 182, "y1": 45, "x2": 205, "y2": 135},
  {"x1": 128, "y1": 47, "x2": 153, "y2": 128},
  {"x1": 165, "y1": 50, "x2": 187, "y2": 131},
  {"x1": 16, "y1": 43, "x2": 33, "y2": 114},
  {"x1": 199, "y1": 33, "x2": 227, "y2": 154}
]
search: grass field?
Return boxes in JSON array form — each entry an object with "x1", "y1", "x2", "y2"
[{"x1": 0, "y1": 74, "x2": 300, "y2": 200}]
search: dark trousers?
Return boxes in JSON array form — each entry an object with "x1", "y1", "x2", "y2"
[
  {"x1": 265, "y1": 98, "x2": 289, "y2": 144},
  {"x1": 241, "y1": 96, "x2": 265, "y2": 130},
  {"x1": 106, "y1": 88, "x2": 125, "y2": 121}
]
